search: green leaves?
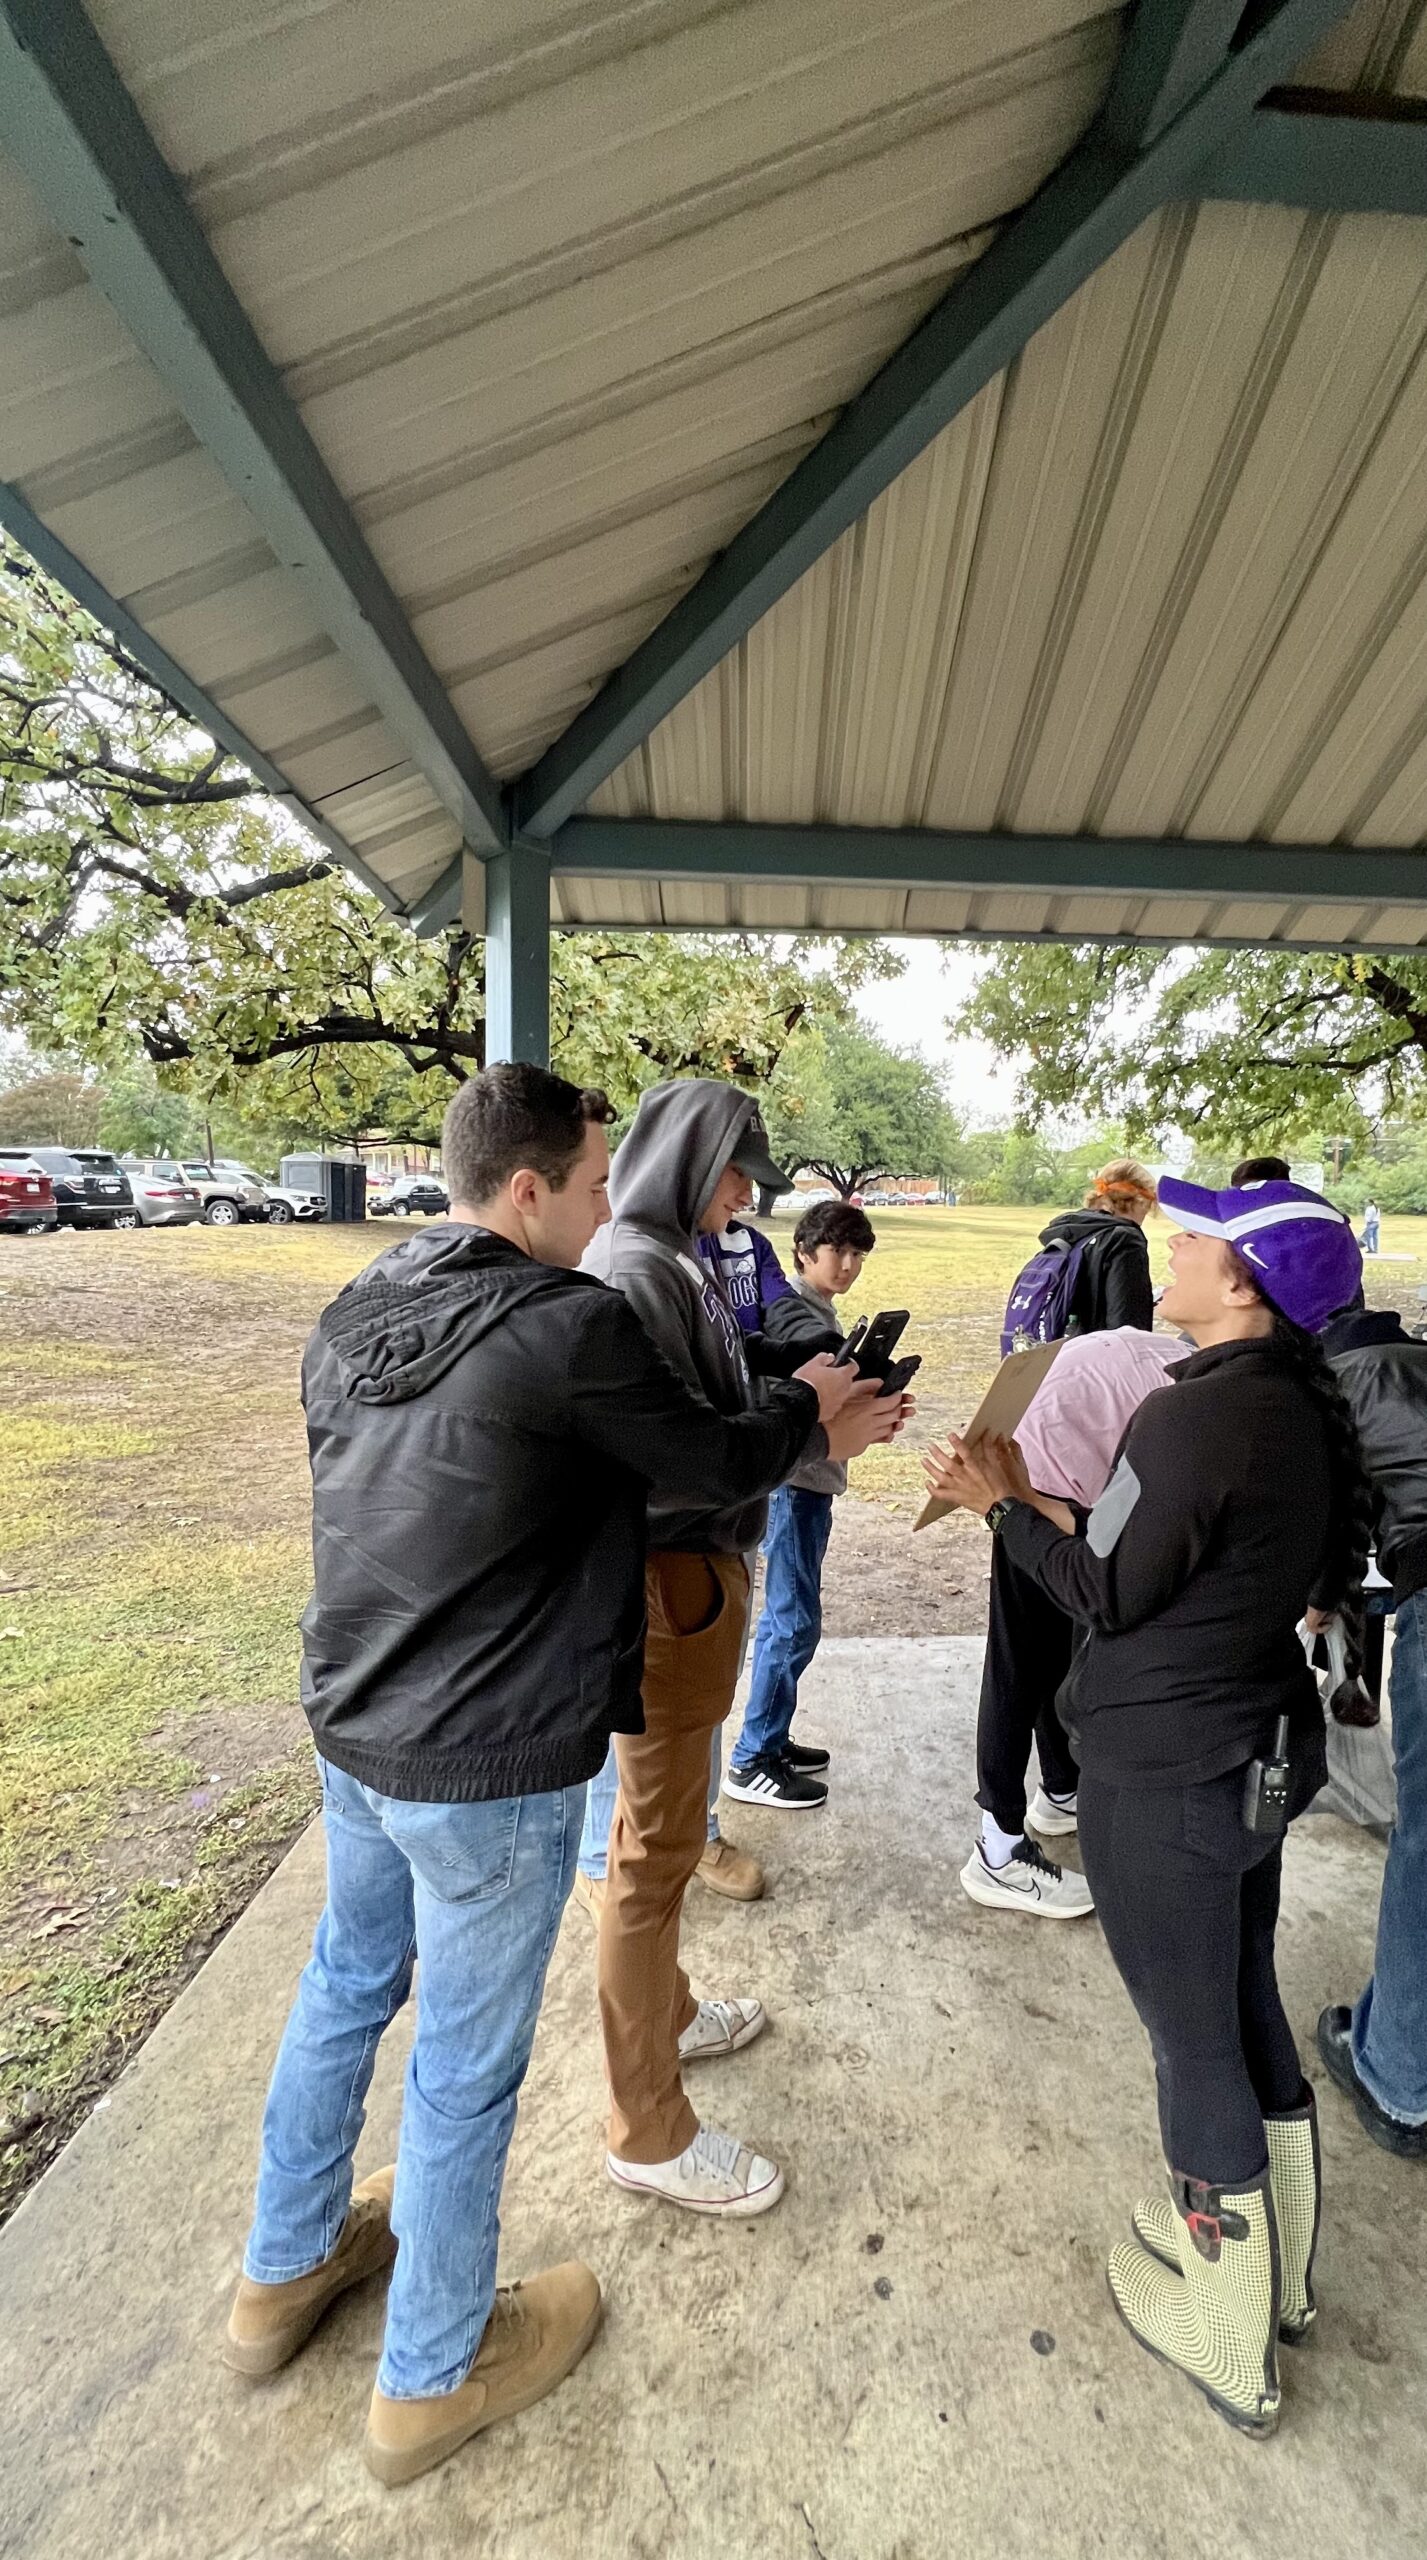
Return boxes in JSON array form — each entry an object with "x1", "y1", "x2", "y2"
[
  {"x1": 0, "y1": 540, "x2": 900, "y2": 1140},
  {"x1": 765, "y1": 1020, "x2": 958, "y2": 1195},
  {"x1": 954, "y1": 939, "x2": 1427, "y2": 1151}
]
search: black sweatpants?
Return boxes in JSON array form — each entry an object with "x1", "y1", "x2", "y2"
[
  {"x1": 1078, "y1": 1766, "x2": 1305, "y2": 2185},
  {"x1": 975, "y1": 1535, "x2": 1079, "y2": 1833}
]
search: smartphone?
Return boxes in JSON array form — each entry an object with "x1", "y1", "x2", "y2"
[
  {"x1": 878, "y1": 1352, "x2": 921, "y2": 1399},
  {"x1": 853, "y1": 1309, "x2": 910, "y2": 1375},
  {"x1": 832, "y1": 1315, "x2": 868, "y2": 1368}
]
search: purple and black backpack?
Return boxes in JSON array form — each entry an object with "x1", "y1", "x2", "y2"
[{"x1": 999, "y1": 1236, "x2": 1086, "y2": 1358}]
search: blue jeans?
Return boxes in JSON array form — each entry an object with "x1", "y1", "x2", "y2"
[
  {"x1": 579, "y1": 1727, "x2": 720, "y2": 1881},
  {"x1": 1353, "y1": 1590, "x2": 1427, "y2": 2124},
  {"x1": 734, "y1": 1487, "x2": 834, "y2": 1766},
  {"x1": 244, "y1": 1759, "x2": 584, "y2": 2397}
]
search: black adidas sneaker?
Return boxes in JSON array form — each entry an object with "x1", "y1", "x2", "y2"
[
  {"x1": 782, "y1": 1739, "x2": 831, "y2": 1773},
  {"x1": 723, "y1": 1752, "x2": 829, "y2": 1811}
]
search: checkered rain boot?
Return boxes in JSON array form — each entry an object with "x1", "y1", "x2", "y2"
[
  {"x1": 1132, "y1": 2090, "x2": 1320, "y2": 2344},
  {"x1": 1108, "y1": 2168, "x2": 1282, "y2": 2435}
]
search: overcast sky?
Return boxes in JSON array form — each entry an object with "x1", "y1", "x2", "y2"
[{"x1": 851, "y1": 939, "x2": 1020, "y2": 1123}]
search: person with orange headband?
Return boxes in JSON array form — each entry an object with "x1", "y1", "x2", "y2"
[{"x1": 1034, "y1": 1155, "x2": 1158, "y2": 1337}]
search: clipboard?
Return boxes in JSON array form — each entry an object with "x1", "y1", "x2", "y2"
[{"x1": 913, "y1": 1339, "x2": 1064, "y2": 1530}]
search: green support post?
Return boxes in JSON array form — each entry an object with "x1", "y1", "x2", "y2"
[{"x1": 484, "y1": 845, "x2": 551, "y2": 1067}]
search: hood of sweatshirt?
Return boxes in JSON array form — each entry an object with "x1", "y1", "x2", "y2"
[
  {"x1": 585, "y1": 1079, "x2": 768, "y2": 1276},
  {"x1": 315, "y1": 1220, "x2": 568, "y2": 1404},
  {"x1": 1039, "y1": 1206, "x2": 1139, "y2": 1251},
  {"x1": 1320, "y1": 1307, "x2": 1407, "y2": 1356}
]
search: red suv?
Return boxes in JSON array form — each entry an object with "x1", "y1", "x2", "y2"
[{"x1": 0, "y1": 1159, "x2": 57, "y2": 1235}]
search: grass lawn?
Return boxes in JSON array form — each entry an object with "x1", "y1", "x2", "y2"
[{"x1": 2, "y1": 1203, "x2": 1423, "y2": 2219}]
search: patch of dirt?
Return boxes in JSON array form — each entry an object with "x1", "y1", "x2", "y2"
[{"x1": 819, "y1": 1497, "x2": 990, "y2": 1637}]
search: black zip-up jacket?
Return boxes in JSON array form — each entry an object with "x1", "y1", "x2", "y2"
[
  {"x1": 298, "y1": 1223, "x2": 819, "y2": 1803},
  {"x1": 1323, "y1": 1309, "x2": 1427, "y2": 1604},
  {"x1": 998, "y1": 1338, "x2": 1331, "y2": 1788},
  {"x1": 1039, "y1": 1208, "x2": 1154, "y2": 1334}
]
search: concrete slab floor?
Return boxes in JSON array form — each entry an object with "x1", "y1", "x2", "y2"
[{"x1": 0, "y1": 1638, "x2": 1421, "y2": 2560}]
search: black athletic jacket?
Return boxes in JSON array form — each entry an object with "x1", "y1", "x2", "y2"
[
  {"x1": 1039, "y1": 1208, "x2": 1154, "y2": 1334},
  {"x1": 299, "y1": 1223, "x2": 818, "y2": 1803},
  {"x1": 998, "y1": 1338, "x2": 1331, "y2": 1788},
  {"x1": 1323, "y1": 1309, "x2": 1427, "y2": 1604}
]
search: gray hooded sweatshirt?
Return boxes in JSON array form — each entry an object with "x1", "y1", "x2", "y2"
[{"x1": 584, "y1": 1080, "x2": 823, "y2": 1552}]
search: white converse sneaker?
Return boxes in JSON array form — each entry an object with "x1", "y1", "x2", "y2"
[
  {"x1": 959, "y1": 1837, "x2": 1094, "y2": 1919},
  {"x1": 607, "y1": 2124, "x2": 785, "y2": 2217},
  {"x1": 678, "y1": 1998, "x2": 766, "y2": 2062},
  {"x1": 1028, "y1": 1785, "x2": 1079, "y2": 1837}
]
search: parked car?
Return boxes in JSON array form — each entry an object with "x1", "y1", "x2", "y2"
[
  {"x1": 368, "y1": 1173, "x2": 450, "y2": 1218},
  {"x1": 0, "y1": 1158, "x2": 57, "y2": 1235},
  {"x1": 117, "y1": 1160, "x2": 206, "y2": 1227},
  {"x1": 211, "y1": 1160, "x2": 326, "y2": 1225},
  {"x1": 175, "y1": 1161, "x2": 268, "y2": 1225},
  {"x1": 0, "y1": 1146, "x2": 136, "y2": 1228}
]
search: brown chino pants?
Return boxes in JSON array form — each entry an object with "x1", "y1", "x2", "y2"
[{"x1": 599, "y1": 1548, "x2": 751, "y2": 2163}]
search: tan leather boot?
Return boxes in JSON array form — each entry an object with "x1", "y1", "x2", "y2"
[
  {"x1": 364, "y1": 2261, "x2": 602, "y2": 2487},
  {"x1": 224, "y1": 2165, "x2": 397, "y2": 2377},
  {"x1": 696, "y1": 1837, "x2": 765, "y2": 1902}
]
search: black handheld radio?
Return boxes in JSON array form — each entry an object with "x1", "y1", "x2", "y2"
[{"x1": 1242, "y1": 1715, "x2": 1293, "y2": 1839}]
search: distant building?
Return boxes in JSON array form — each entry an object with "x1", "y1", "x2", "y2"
[{"x1": 356, "y1": 1136, "x2": 443, "y2": 1180}]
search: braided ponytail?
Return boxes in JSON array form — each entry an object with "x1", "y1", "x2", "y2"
[{"x1": 1265, "y1": 1311, "x2": 1374, "y2": 1704}]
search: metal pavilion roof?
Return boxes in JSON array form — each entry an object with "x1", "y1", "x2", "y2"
[{"x1": 2, "y1": 0, "x2": 1427, "y2": 1055}]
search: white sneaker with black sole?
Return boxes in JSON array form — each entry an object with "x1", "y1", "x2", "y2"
[
  {"x1": 723, "y1": 1753, "x2": 828, "y2": 1811},
  {"x1": 1027, "y1": 1785, "x2": 1079, "y2": 1837},
  {"x1": 607, "y1": 2124, "x2": 785, "y2": 2216},
  {"x1": 959, "y1": 1836, "x2": 1094, "y2": 1919},
  {"x1": 678, "y1": 1997, "x2": 766, "y2": 2062}
]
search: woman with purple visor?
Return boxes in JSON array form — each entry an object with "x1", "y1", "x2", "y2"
[{"x1": 923, "y1": 1178, "x2": 1366, "y2": 2440}]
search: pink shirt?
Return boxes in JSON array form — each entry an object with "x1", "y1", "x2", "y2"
[{"x1": 1015, "y1": 1328, "x2": 1190, "y2": 1506}]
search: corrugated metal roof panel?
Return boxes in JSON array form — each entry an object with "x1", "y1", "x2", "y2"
[
  {"x1": 601, "y1": 197, "x2": 1427, "y2": 928},
  {"x1": 545, "y1": 871, "x2": 1419, "y2": 948},
  {"x1": 1362, "y1": 903, "x2": 1427, "y2": 943},
  {"x1": 1297, "y1": 0, "x2": 1427, "y2": 93},
  {"x1": 6, "y1": 0, "x2": 1427, "y2": 942},
  {"x1": 0, "y1": 0, "x2": 1121, "y2": 903}
]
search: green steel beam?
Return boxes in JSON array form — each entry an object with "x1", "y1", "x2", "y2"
[
  {"x1": 514, "y1": 0, "x2": 1356, "y2": 839},
  {"x1": 553, "y1": 817, "x2": 1427, "y2": 913},
  {"x1": 484, "y1": 846, "x2": 551, "y2": 1067},
  {"x1": 1202, "y1": 98, "x2": 1427, "y2": 215},
  {"x1": 0, "y1": 475, "x2": 405, "y2": 915},
  {"x1": 1100, "y1": 0, "x2": 1246, "y2": 152},
  {"x1": 409, "y1": 856, "x2": 467, "y2": 939},
  {"x1": 0, "y1": 0, "x2": 507, "y2": 856}
]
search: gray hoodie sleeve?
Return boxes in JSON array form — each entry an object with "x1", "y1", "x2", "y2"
[{"x1": 567, "y1": 1287, "x2": 820, "y2": 1506}]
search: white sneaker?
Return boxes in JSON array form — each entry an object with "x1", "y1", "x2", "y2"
[
  {"x1": 959, "y1": 1838, "x2": 1094, "y2": 1919},
  {"x1": 1028, "y1": 1786, "x2": 1079, "y2": 1837},
  {"x1": 678, "y1": 1997, "x2": 766, "y2": 2062},
  {"x1": 607, "y1": 2124, "x2": 785, "y2": 2217}
]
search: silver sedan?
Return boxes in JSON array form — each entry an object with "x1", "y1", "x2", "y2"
[{"x1": 118, "y1": 1161, "x2": 206, "y2": 1226}]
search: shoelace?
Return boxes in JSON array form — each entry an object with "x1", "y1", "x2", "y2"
[
  {"x1": 1016, "y1": 1835, "x2": 1062, "y2": 1880},
  {"x1": 692, "y1": 1999, "x2": 741, "y2": 2041},
  {"x1": 685, "y1": 2125, "x2": 745, "y2": 2182}
]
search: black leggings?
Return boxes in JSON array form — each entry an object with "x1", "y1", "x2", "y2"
[
  {"x1": 975, "y1": 1534, "x2": 1079, "y2": 1832},
  {"x1": 1078, "y1": 1766, "x2": 1305, "y2": 2185}
]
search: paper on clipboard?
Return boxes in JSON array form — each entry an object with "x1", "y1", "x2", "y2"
[{"x1": 913, "y1": 1338, "x2": 1064, "y2": 1530}]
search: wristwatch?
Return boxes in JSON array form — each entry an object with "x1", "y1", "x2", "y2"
[{"x1": 985, "y1": 1498, "x2": 1016, "y2": 1535}]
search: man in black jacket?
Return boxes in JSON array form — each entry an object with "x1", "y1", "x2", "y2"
[
  {"x1": 1317, "y1": 1306, "x2": 1427, "y2": 2159},
  {"x1": 224, "y1": 1064, "x2": 866, "y2": 2486}
]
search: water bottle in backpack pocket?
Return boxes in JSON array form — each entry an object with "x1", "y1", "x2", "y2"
[{"x1": 1000, "y1": 1237, "x2": 1086, "y2": 1358}]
